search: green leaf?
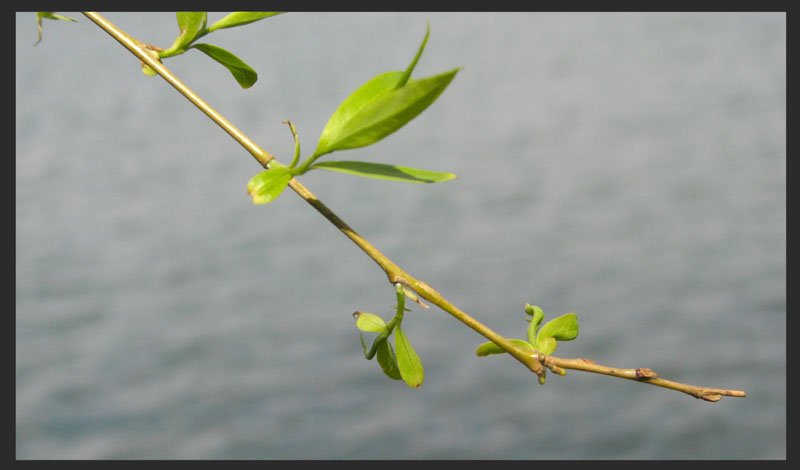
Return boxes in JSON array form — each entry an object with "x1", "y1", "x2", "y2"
[
  {"x1": 394, "y1": 324, "x2": 424, "y2": 388},
  {"x1": 192, "y1": 43, "x2": 258, "y2": 88},
  {"x1": 35, "y1": 12, "x2": 77, "y2": 46},
  {"x1": 313, "y1": 68, "x2": 459, "y2": 158},
  {"x1": 246, "y1": 166, "x2": 292, "y2": 204},
  {"x1": 354, "y1": 311, "x2": 388, "y2": 332},
  {"x1": 376, "y1": 339, "x2": 402, "y2": 380},
  {"x1": 537, "y1": 313, "x2": 580, "y2": 343},
  {"x1": 537, "y1": 336, "x2": 557, "y2": 356},
  {"x1": 310, "y1": 161, "x2": 456, "y2": 184},
  {"x1": 312, "y1": 71, "x2": 401, "y2": 157},
  {"x1": 475, "y1": 339, "x2": 535, "y2": 356},
  {"x1": 395, "y1": 20, "x2": 430, "y2": 90},
  {"x1": 525, "y1": 304, "x2": 545, "y2": 346},
  {"x1": 174, "y1": 12, "x2": 207, "y2": 51},
  {"x1": 208, "y1": 12, "x2": 284, "y2": 32}
]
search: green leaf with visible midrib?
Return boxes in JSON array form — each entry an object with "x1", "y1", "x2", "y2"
[
  {"x1": 191, "y1": 43, "x2": 258, "y2": 88},
  {"x1": 310, "y1": 161, "x2": 456, "y2": 183},
  {"x1": 313, "y1": 68, "x2": 459, "y2": 158}
]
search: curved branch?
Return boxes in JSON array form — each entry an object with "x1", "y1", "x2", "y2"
[{"x1": 80, "y1": 11, "x2": 745, "y2": 401}]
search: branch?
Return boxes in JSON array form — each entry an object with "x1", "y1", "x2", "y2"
[
  {"x1": 541, "y1": 355, "x2": 746, "y2": 402},
  {"x1": 80, "y1": 12, "x2": 745, "y2": 401}
]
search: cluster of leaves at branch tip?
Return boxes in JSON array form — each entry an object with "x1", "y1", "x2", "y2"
[
  {"x1": 247, "y1": 21, "x2": 460, "y2": 206},
  {"x1": 353, "y1": 284, "x2": 424, "y2": 389},
  {"x1": 34, "y1": 12, "x2": 282, "y2": 85},
  {"x1": 155, "y1": 12, "x2": 283, "y2": 87},
  {"x1": 476, "y1": 304, "x2": 579, "y2": 364}
]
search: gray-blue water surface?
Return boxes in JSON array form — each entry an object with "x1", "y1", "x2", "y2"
[{"x1": 16, "y1": 12, "x2": 785, "y2": 459}]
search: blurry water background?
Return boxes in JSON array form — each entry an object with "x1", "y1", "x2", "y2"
[{"x1": 16, "y1": 12, "x2": 785, "y2": 459}]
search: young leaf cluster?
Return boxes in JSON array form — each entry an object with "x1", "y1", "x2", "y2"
[
  {"x1": 475, "y1": 305, "x2": 578, "y2": 375},
  {"x1": 475, "y1": 304, "x2": 579, "y2": 384},
  {"x1": 247, "y1": 22, "x2": 459, "y2": 206},
  {"x1": 353, "y1": 284, "x2": 424, "y2": 388},
  {"x1": 153, "y1": 12, "x2": 283, "y2": 88}
]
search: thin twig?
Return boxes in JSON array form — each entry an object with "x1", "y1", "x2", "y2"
[{"x1": 542, "y1": 356, "x2": 746, "y2": 402}]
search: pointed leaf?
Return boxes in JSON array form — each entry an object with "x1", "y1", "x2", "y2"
[
  {"x1": 208, "y1": 12, "x2": 284, "y2": 32},
  {"x1": 313, "y1": 71, "x2": 403, "y2": 156},
  {"x1": 313, "y1": 68, "x2": 459, "y2": 158},
  {"x1": 537, "y1": 313, "x2": 580, "y2": 343},
  {"x1": 395, "y1": 21, "x2": 430, "y2": 90},
  {"x1": 192, "y1": 43, "x2": 258, "y2": 88},
  {"x1": 475, "y1": 339, "x2": 535, "y2": 357},
  {"x1": 246, "y1": 166, "x2": 292, "y2": 204},
  {"x1": 376, "y1": 339, "x2": 402, "y2": 380},
  {"x1": 311, "y1": 161, "x2": 456, "y2": 184},
  {"x1": 394, "y1": 324, "x2": 424, "y2": 388},
  {"x1": 354, "y1": 311, "x2": 388, "y2": 332}
]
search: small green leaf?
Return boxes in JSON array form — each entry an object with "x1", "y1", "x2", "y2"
[
  {"x1": 313, "y1": 68, "x2": 459, "y2": 158},
  {"x1": 354, "y1": 311, "x2": 388, "y2": 333},
  {"x1": 476, "y1": 339, "x2": 534, "y2": 356},
  {"x1": 208, "y1": 12, "x2": 284, "y2": 32},
  {"x1": 310, "y1": 161, "x2": 456, "y2": 184},
  {"x1": 376, "y1": 339, "x2": 402, "y2": 380},
  {"x1": 537, "y1": 336, "x2": 557, "y2": 356},
  {"x1": 246, "y1": 166, "x2": 292, "y2": 204},
  {"x1": 141, "y1": 64, "x2": 157, "y2": 76},
  {"x1": 394, "y1": 324, "x2": 424, "y2": 388},
  {"x1": 192, "y1": 43, "x2": 258, "y2": 88},
  {"x1": 525, "y1": 304, "x2": 545, "y2": 346},
  {"x1": 174, "y1": 12, "x2": 207, "y2": 51},
  {"x1": 35, "y1": 12, "x2": 77, "y2": 46},
  {"x1": 537, "y1": 313, "x2": 580, "y2": 343}
]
